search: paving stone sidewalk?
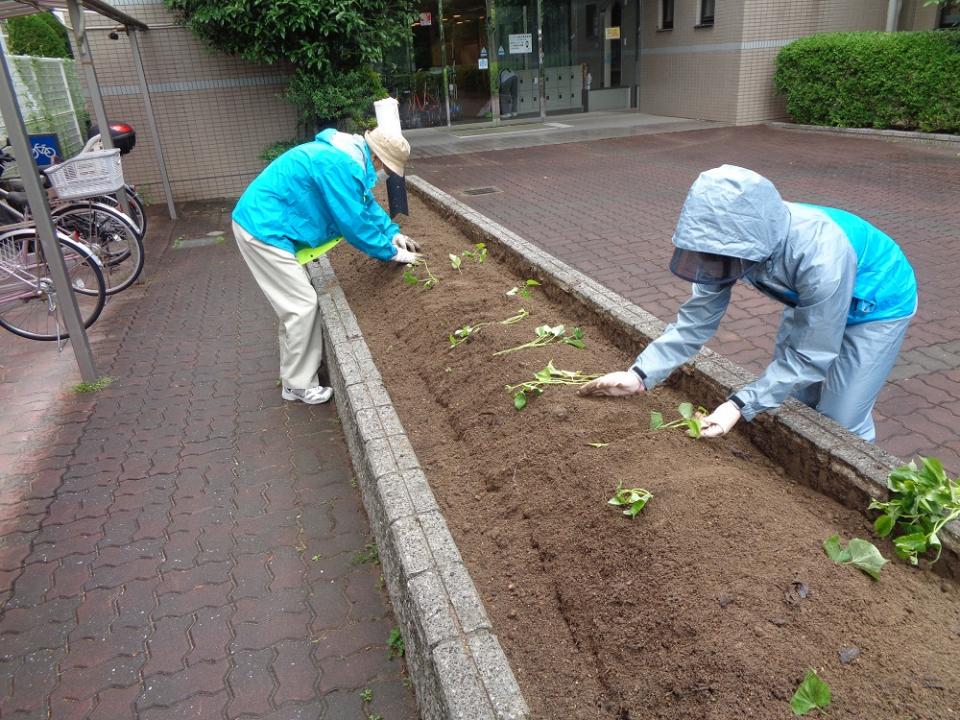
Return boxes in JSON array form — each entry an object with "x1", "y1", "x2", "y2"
[
  {"x1": 411, "y1": 124, "x2": 960, "y2": 470},
  {"x1": 0, "y1": 203, "x2": 418, "y2": 719}
]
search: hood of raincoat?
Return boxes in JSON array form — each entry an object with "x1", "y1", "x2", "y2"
[
  {"x1": 317, "y1": 129, "x2": 378, "y2": 191},
  {"x1": 672, "y1": 165, "x2": 791, "y2": 264}
]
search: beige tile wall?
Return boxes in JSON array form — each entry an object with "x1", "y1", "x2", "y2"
[
  {"x1": 898, "y1": 0, "x2": 942, "y2": 29},
  {"x1": 638, "y1": 0, "x2": 891, "y2": 124},
  {"x1": 83, "y1": 1, "x2": 297, "y2": 204}
]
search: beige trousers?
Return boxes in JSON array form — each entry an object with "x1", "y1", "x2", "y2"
[{"x1": 233, "y1": 221, "x2": 323, "y2": 390}]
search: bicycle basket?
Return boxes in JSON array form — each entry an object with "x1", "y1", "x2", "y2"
[{"x1": 43, "y1": 149, "x2": 124, "y2": 200}]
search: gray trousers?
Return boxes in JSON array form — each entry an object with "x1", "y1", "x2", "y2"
[{"x1": 775, "y1": 311, "x2": 913, "y2": 442}]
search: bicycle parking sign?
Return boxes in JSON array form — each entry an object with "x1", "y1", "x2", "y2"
[{"x1": 28, "y1": 133, "x2": 62, "y2": 167}]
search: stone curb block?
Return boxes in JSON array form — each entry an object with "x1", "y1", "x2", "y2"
[
  {"x1": 767, "y1": 121, "x2": 960, "y2": 149},
  {"x1": 406, "y1": 174, "x2": 960, "y2": 577},
  {"x1": 308, "y1": 260, "x2": 530, "y2": 720}
]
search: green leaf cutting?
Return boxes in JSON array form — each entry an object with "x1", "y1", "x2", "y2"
[
  {"x1": 822, "y1": 535, "x2": 888, "y2": 580},
  {"x1": 790, "y1": 669, "x2": 831, "y2": 716}
]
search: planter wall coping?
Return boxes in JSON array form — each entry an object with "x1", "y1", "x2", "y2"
[{"x1": 766, "y1": 122, "x2": 960, "y2": 148}]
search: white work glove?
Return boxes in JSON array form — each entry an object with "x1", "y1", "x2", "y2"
[
  {"x1": 578, "y1": 370, "x2": 645, "y2": 397},
  {"x1": 700, "y1": 400, "x2": 742, "y2": 438},
  {"x1": 391, "y1": 246, "x2": 420, "y2": 264},
  {"x1": 392, "y1": 233, "x2": 421, "y2": 253}
]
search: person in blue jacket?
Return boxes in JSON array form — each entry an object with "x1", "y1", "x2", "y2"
[
  {"x1": 580, "y1": 165, "x2": 918, "y2": 442},
  {"x1": 232, "y1": 124, "x2": 419, "y2": 404}
]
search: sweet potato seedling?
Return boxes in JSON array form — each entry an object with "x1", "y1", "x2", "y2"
[
  {"x1": 823, "y1": 535, "x2": 887, "y2": 580},
  {"x1": 506, "y1": 279, "x2": 540, "y2": 298},
  {"x1": 505, "y1": 360, "x2": 600, "y2": 410},
  {"x1": 868, "y1": 456, "x2": 960, "y2": 565},
  {"x1": 450, "y1": 243, "x2": 487, "y2": 271},
  {"x1": 500, "y1": 308, "x2": 529, "y2": 325},
  {"x1": 790, "y1": 669, "x2": 831, "y2": 716},
  {"x1": 650, "y1": 402, "x2": 707, "y2": 438},
  {"x1": 493, "y1": 324, "x2": 586, "y2": 356},
  {"x1": 608, "y1": 482, "x2": 653, "y2": 518},
  {"x1": 402, "y1": 258, "x2": 439, "y2": 290},
  {"x1": 448, "y1": 310, "x2": 530, "y2": 348}
]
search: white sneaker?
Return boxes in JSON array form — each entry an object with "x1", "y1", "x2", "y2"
[{"x1": 282, "y1": 386, "x2": 333, "y2": 404}]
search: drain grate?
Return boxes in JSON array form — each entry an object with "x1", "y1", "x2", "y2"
[
  {"x1": 172, "y1": 233, "x2": 226, "y2": 250},
  {"x1": 461, "y1": 186, "x2": 502, "y2": 196}
]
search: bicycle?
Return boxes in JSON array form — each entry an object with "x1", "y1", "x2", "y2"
[
  {"x1": 0, "y1": 149, "x2": 144, "y2": 296},
  {"x1": 0, "y1": 223, "x2": 106, "y2": 341}
]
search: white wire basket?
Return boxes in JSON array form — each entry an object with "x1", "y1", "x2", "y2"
[{"x1": 43, "y1": 149, "x2": 124, "y2": 200}]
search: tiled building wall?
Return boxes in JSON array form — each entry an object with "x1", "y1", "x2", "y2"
[
  {"x1": 638, "y1": 0, "x2": 891, "y2": 124},
  {"x1": 637, "y1": 0, "x2": 746, "y2": 122},
  {"x1": 84, "y1": 0, "x2": 297, "y2": 203},
  {"x1": 898, "y1": 0, "x2": 942, "y2": 29}
]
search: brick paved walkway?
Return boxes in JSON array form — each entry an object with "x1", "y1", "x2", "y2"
[
  {"x1": 0, "y1": 204, "x2": 417, "y2": 719},
  {"x1": 411, "y1": 125, "x2": 960, "y2": 470}
]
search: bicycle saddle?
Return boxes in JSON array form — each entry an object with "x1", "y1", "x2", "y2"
[{"x1": 5, "y1": 192, "x2": 29, "y2": 212}]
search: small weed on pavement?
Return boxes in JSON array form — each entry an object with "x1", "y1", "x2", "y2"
[
  {"x1": 72, "y1": 376, "x2": 115, "y2": 393},
  {"x1": 388, "y1": 627, "x2": 405, "y2": 659}
]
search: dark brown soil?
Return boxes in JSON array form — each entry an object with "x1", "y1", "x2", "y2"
[{"x1": 330, "y1": 191, "x2": 960, "y2": 720}]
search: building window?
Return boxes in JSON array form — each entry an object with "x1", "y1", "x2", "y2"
[
  {"x1": 939, "y1": 1, "x2": 960, "y2": 28},
  {"x1": 698, "y1": 0, "x2": 715, "y2": 26},
  {"x1": 660, "y1": 0, "x2": 674, "y2": 30}
]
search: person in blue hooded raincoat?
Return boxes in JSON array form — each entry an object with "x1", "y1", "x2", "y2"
[
  {"x1": 579, "y1": 165, "x2": 918, "y2": 442},
  {"x1": 232, "y1": 124, "x2": 419, "y2": 405}
]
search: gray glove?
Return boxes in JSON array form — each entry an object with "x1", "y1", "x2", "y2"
[{"x1": 392, "y1": 233, "x2": 421, "y2": 253}]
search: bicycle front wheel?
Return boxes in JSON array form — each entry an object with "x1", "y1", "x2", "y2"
[
  {"x1": 53, "y1": 201, "x2": 144, "y2": 295},
  {"x1": 0, "y1": 230, "x2": 106, "y2": 341},
  {"x1": 99, "y1": 185, "x2": 147, "y2": 237}
]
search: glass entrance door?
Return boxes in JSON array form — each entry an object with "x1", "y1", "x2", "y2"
[
  {"x1": 491, "y1": 0, "x2": 542, "y2": 121},
  {"x1": 443, "y1": 0, "x2": 491, "y2": 124}
]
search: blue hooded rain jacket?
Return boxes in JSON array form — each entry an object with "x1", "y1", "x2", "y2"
[
  {"x1": 633, "y1": 165, "x2": 917, "y2": 424},
  {"x1": 232, "y1": 129, "x2": 399, "y2": 261}
]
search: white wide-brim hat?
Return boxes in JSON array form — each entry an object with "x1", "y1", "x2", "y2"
[{"x1": 365, "y1": 126, "x2": 410, "y2": 177}]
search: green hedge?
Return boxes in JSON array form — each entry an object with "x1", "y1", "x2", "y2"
[{"x1": 774, "y1": 31, "x2": 960, "y2": 134}]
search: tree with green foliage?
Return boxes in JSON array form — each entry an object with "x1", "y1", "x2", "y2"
[
  {"x1": 6, "y1": 13, "x2": 72, "y2": 58},
  {"x1": 164, "y1": 0, "x2": 416, "y2": 130}
]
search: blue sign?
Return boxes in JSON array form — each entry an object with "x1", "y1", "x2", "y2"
[
  {"x1": 497, "y1": 46, "x2": 505, "y2": 57},
  {"x1": 28, "y1": 133, "x2": 62, "y2": 167}
]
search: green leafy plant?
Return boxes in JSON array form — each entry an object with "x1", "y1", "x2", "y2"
[
  {"x1": 449, "y1": 323, "x2": 481, "y2": 348},
  {"x1": 822, "y1": 535, "x2": 887, "y2": 580},
  {"x1": 493, "y1": 324, "x2": 585, "y2": 356},
  {"x1": 774, "y1": 31, "x2": 960, "y2": 134},
  {"x1": 650, "y1": 403, "x2": 706, "y2": 438},
  {"x1": 505, "y1": 361, "x2": 600, "y2": 410},
  {"x1": 506, "y1": 279, "x2": 541, "y2": 299},
  {"x1": 387, "y1": 627, "x2": 405, "y2": 659},
  {"x1": 402, "y1": 258, "x2": 439, "y2": 290},
  {"x1": 607, "y1": 482, "x2": 653, "y2": 518},
  {"x1": 500, "y1": 308, "x2": 529, "y2": 325},
  {"x1": 260, "y1": 139, "x2": 297, "y2": 165},
  {"x1": 790, "y1": 669, "x2": 831, "y2": 716},
  {"x1": 450, "y1": 243, "x2": 487, "y2": 272},
  {"x1": 165, "y1": 0, "x2": 416, "y2": 129},
  {"x1": 868, "y1": 456, "x2": 960, "y2": 566},
  {"x1": 353, "y1": 541, "x2": 380, "y2": 565},
  {"x1": 72, "y1": 376, "x2": 114, "y2": 394},
  {"x1": 7, "y1": 13, "x2": 72, "y2": 58},
  {"x1": 359, "y1": 688, "x2": 373, "y2": 703},
  {"x1": 462, "y1": 242, "x2": 487, "y2": 263},
  {"x1": 448, "y1": 310, "x2": 529, "y2": 349}
]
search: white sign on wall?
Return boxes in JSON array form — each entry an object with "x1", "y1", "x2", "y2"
[{"x1": 508, "y1": 33, "x2": 532, "y2": 54}]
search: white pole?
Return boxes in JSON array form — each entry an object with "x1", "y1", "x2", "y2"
[{"x1": 885, "y1": 0, "x2": 901, "y2": 31}]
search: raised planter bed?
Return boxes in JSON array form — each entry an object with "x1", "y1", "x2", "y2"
[{"x1": 314, "y1": 182, "x2": 960, "y2": 719}]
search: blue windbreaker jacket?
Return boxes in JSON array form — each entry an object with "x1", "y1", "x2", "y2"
[
  {"x1": 632, "y1": 165, "x2": 917, "y2": 421},
  {"x1": 232, "y1": 130, "x2": 399, "y2": 261}
]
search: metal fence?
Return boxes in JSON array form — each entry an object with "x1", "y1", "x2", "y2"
[{"x1": 0, "y1": 55, "x2": 84, "y2": 160}]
